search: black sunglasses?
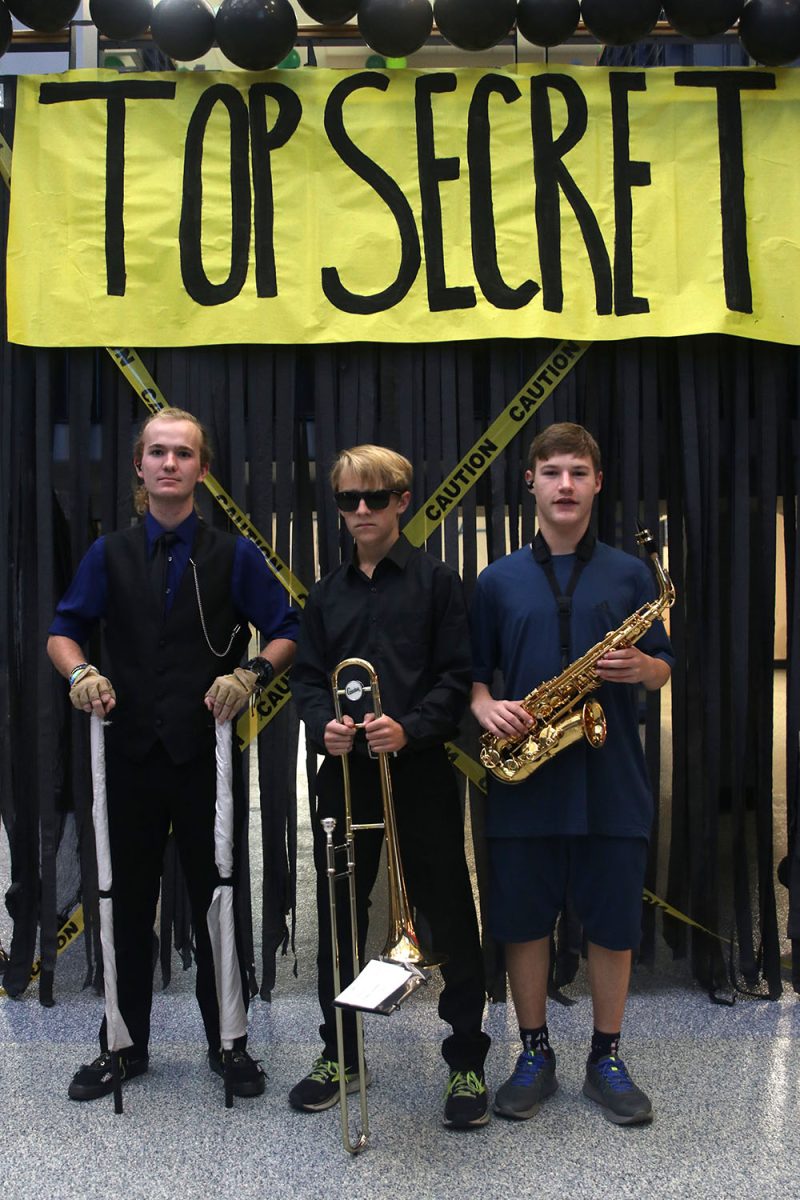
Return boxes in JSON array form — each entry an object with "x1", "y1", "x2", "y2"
[{"x1": 335, "y1": 489, "x2": 403, "y2": 512}]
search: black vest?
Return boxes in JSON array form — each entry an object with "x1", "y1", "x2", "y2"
[{"x1": 103, "y1": 522, "x2": 250, "y2": 764}]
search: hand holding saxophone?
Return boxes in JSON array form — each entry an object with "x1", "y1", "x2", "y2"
[
  {"x1": 596, "y1": 646, "x2": 671, "y2": 690},
  {"x1": 471, "y1": 683, "x2": 533, "y2": 739}
]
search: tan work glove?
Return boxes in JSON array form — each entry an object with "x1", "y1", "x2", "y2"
[
  {"x1": 69, "y1": 665, "x2": 116, "y2": 714},
  {"x1": 204, "y1": 667, "x2": 257, "y2": 724}
]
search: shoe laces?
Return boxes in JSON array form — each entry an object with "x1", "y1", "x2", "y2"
[
  {"x1": 510, "y1": 1048, "x2": 550, "y2": 1085},
  {"x1": 308, "y1": 1056, "x2": 346, "y2": 1084},
  {"x1": 593, "y1": 1054, "x2": 634, "y2": 1092},
  {"x1": 445, "y1": 1069, "x2": 486, "y2": 1099}
]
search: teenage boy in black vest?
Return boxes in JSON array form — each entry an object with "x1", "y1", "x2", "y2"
[
  {"x1": 47, "y1": 408, "x2": 298, "y2": 1102},
  {"x1": 289, "y1": 445, "x2": 490, "y2": 1129}
]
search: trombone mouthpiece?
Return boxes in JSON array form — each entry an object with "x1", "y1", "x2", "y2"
[{"x1": 321, "y1": 817, "x2": 337, "y2": 836}]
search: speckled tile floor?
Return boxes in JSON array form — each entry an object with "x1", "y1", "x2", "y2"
[{"x1": 2, "y1": 732, "x2": 799, "y2": 1200}]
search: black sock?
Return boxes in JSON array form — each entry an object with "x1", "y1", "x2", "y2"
[
  {"x1": 589, "y1": 1028, "x2": 620, "y2": 1063},
  {"x1": 520, "y1": 1024, "x2": 551, "y2": 1056}
]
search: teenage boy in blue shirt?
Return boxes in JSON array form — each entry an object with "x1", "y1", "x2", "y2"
[{"x1": 471, "y1": 422, "x2": 673, "y2": 1126}]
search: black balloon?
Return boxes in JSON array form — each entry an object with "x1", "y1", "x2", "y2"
[
  {"x1": 297, "y1": 0, "x2": 358, "y2": 21},
  {"x1": 358, "y1": 0, "x2": 433, "y2": 58},
  {"x1": 90, "y1": 0, "x2": 153, "y2": 40},
  {"x1": 6, "y1": 1, "x2": 80, "y2": 32},
  {"x1": 739, "y1": 0, "x2": 800, "y2": 64},
  {"x1": 216, "y1": 0, "x2": 297, "y2": 70},
  {"x1": 580, "y1": 0, "x2": 661, "y2": 45},
  {"x1": 664, "y1": 0, "x2": 744, "y2": 38},
  {"x1": 150, "y1": 0, "x2": 215, "y2": 61},
  {"x1": 517, "y1": 0, "x2": 580, "y2": 46},
  {"x1": 0, "y1": 4, "x2": 11, "y2": 55},
  {"x1": 433, "y1": 0, "x2": 517, "y2": 52}
]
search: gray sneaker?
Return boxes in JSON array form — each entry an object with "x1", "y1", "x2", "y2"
[
  {"x1": 582, "y1": 1054, "x2": 653, "y2": 1125},
  {"x1": 494, "y1": 1048, "x2": 558, "y2": 1119}
]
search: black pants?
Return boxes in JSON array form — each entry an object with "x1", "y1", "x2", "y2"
[
  {"x1": 313, "y1": 746, "x2": 490, "y2": 1073},
  {"x1": 101, "y1": 740, "x2": 249, "y2": 1060}
]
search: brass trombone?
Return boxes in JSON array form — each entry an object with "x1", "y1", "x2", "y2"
[{"x1": 323, "y1": 657, "x2": 432, "y2": 1154}]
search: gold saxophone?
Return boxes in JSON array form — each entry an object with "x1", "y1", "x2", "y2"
[{"x1": 479, "y1": 524, "x2": 675, "y2": 785}]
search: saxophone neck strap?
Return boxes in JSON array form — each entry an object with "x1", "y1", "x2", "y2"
[{"x1": 532, "y1": 529, "x2": 596, "y2": 669}]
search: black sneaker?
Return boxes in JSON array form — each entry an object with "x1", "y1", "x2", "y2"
[
  {"x1": 208, "y1": 1048, "x2": 266, "y2": 1097},
  {"x1": 494, "y1": 1048, "x2": 558, "y2": 1119},
  {"x1": 583, "y1": 1054, "x2": 653, "y2": 1125},
  {"x1": 288, "y1": 1055, "x2": 371, "y2": 1112},
  {"x1": 68, "y1": 1051, "x2": 149, "y2": 1101},
  {"x1": 443, "y1": 1069, "x2": 489, "y2": 1128}
]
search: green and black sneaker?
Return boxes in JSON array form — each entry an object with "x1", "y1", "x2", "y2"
[
  {"x1": 443, "y1": 1068, "x2": 490, "y2": 1128},
  {"x1": 288, "y1": 1055, "x2": 372, "y2": 1112}
]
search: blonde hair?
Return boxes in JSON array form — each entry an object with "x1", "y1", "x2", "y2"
[
  {"x1": 528, "y1": 422, "x2": 602, "y2": 474},
  {"x1": 330, "y1": 445, "x2": 413, "y2": 493},
  {"x1": 133, "y1": 407, "x2": 212, "y2": 514}
]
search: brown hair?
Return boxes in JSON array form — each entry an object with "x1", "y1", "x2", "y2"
[
  {"x1": 527, "y1": 422, "x2": 602, "y2": 474},
  {"x1": 133, "y1": 407, "x2": 212, "y2": 514},
  {"x1": 329, "y1": 445, "x2": 413, "y2": 493}
]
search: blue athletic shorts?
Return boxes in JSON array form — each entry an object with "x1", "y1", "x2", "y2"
[{"x1": 487, "y1": 835, "x2": 648, "y2": 951}]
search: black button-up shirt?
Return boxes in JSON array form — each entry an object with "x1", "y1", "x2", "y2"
[{"x1": 291, "y1": 537, "x2": 471, "y2": 754}]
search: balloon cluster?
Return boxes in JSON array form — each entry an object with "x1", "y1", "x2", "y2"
[{"x1": 0, "y1": 1, "x2": 799, "y2": 70}]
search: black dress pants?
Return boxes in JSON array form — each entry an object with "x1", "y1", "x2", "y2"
[
  {"x1": 312, "y1": 746, "x2": 490, "y2": 1073},
  {"x1": 100, "y1": 740, "x2": 249, "y2": 1059}
]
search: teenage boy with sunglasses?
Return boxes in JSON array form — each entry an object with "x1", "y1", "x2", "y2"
[{"x1": 289, "y1": 445, "x2": 490, "y2": 1128}]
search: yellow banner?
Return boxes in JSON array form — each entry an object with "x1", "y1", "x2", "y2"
[{"x1": 8, "y1": 65, "x2": 800, "y2": 347}]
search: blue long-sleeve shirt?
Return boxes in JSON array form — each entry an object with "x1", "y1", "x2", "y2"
[{"x1": 49, "y1": 511, "x2": 299, "y2": 647}]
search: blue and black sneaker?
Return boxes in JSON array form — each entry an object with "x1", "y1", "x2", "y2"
[
  {"x1": 494, "y1": 1048, "x2": 557, "y2": 1120},
  {"x1": 583, "y1": 1054, "x2": 653, "y2": 1125}
]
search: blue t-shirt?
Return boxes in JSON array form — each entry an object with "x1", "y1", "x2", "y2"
[{"x1": 470, "y1": 540, "x2": 674, "y2": 840}]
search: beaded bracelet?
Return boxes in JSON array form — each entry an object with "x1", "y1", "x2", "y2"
[{"x1": 68, "y1": 662, "x2": 94, "y2": 688}]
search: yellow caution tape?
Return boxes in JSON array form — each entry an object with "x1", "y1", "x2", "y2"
[
  {"x1": 445, "y1": 742, "x2": 488, "y2": 794},
  {"x1": 0, "y1": 132, "x2": 11, "y2": 189},
  {"x1": 404, "y1": 340, "x2": 590, "y2": 547},
  {"x1": 0, "y1": 905, "x2": 84, "y2": 997},
  {"x1": 235, "y1": 670, "x2": 293, "y2": 753},
  {"x1": 642, "y1": 888, "x2": 731, "y2": 943}
]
